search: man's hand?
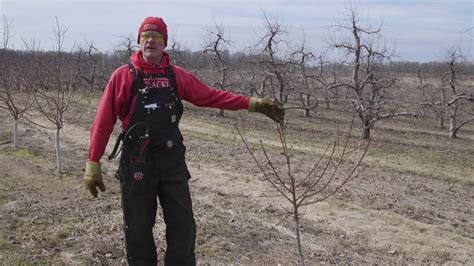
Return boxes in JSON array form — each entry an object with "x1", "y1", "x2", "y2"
[
  {"x1": 249, "y1": 97, "x2": 285, "y2": 124},
  {"x1": 84, "y1": 161, "x2": 106, "y2": 197}
]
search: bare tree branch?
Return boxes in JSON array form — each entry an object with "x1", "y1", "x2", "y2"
[{"x1": 448, "y1": 93, "x2": 474, "y2": 106}]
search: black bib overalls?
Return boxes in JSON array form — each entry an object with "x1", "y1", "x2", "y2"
[{"x1": 118, "y1": 69, "x2": 196, "y2": 265}]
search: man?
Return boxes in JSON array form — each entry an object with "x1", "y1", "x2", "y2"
[{"x1": 83, "y1": 16, "x2": 284, "y2": 265}]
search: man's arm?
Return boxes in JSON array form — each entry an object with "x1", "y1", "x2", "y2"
[{"x1": 173, "y1": 66, "x2": 284, "y2": 123}]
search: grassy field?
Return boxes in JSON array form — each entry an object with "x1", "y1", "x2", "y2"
[{"x1": 0, "y1": 99, "x2": 473, "y2": 264}]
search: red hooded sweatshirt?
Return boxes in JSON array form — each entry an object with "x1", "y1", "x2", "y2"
[{"x1": 88, "y1": 51, "x2": 250, "y2": 162}]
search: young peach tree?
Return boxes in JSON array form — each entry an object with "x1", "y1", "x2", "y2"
[{"x1": 237, "y1": 120, "x2": 369, "y2": 265}]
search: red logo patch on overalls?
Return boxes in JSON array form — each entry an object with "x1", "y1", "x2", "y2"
[{"x1": 133, "y1": 171, "x2": 144, "y2": 181}]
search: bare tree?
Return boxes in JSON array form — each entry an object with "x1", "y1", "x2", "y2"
[
  {"x1": 237, "y1": 65, "x2": 264, "y2": 97},
  {"x1": 253, "y1": 14, "x2": 291, "y2": 103},
  {"x1": 0, "y1": 15, "x2": 34, "y2": 148},
  {"x1": 290, "y1": 47, "x2": 348, "y2": 116},
  {"x1": 316, "y1": 56, "x2": 347, "y2": 109},
  {"x1": 168, "y1": 39, "x2": 191, "y2": 67},
  {"x1": 416, "y1": 67, "x2": 448, "y2": 128},
  {"x1": 203, "y1": 22, "x2": 232, "y2": 117},
  {"x1": 23, "y1": 18, "x2": 92, "y2": 175},
  {"x1": 75, "y1": 42, "x2": 110, "y2": 92},
  {"x1": 290, "y1": 39, "x2": 317, "y2": 117},
  {"x1": 236, "y1": 121, "x2": 369, "y2": 265},
  {"x1": 331, "y1": 6, "x2": 416, "y2": 139},
  {"x1": 443, "y1": 45, "x2": 474, "y2": 138},
  {"x1": 113, "y1": 34, "x2": 138, "y2": 66}
]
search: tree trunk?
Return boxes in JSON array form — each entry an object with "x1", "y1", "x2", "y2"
[
  {"x1": 438, "y1": 116, "x2": 445, "y2": 129},
  {"x1": 362, "y1": 119, "x2": 371, "y2": 139},
  {"x1": 334, "y1": 88, "x2": 339, "y2": 105},
  {"x1": 449, "y1": 105, "x2": 458, "y2": 138},
  {"x1": 363, "y1": 126, "x2": 371, "y2": 139},
  {"x1": 324, "y1": 90, "x2": 330, "y2": 109},
  {"x1": 13, "y1": 118, "x2": 19, "y2": 149},
  {"x1": 55, "y1": 128, "x2": 62, "y2": 175},
  {"x1": 301, "y1": 93, "x2": 310, "y2": 117},
  {"x1": 276, "y1": 72, "x2": 286, "y2": 104},
  {"x1": 451, "y1": 126, "x2": 460, "y2": 139},
  {"x1": 293, "y1": 206, "x2": 305, "y2": 266}
]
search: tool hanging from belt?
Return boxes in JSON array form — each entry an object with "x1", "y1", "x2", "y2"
[
  {"x1": 108, "y1": 132, "x2": 124, "y2": 160},
  {"x1": 108, "y1": 122, "x2": 147, "y2": 160}
]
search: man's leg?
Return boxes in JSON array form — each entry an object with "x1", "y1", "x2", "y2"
[
  {"x1": 158, "y1": 178, "x2": 196, "y2": 265},
  {"x1": 121, "y1": 187, "x2": 158, "y2": 265},
  {"x1": 120, "y1": 148, "x2": 159, "y2": 266}
]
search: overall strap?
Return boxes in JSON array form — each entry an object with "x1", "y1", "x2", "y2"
[
  {"x1": 108, "y1": 63, "x2": 143, "y2": 160},
  {"x1": 125, "y1": 62, "x2": 144, "y2": 116},
  {"x1": 165, "y1": 65, "x2": 179, "y2": 94}
]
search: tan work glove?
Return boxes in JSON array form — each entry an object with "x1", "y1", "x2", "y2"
[
  {"x1": 249, "y1": 97, "x2": 285, "y2": 124},
  {"x1": 84, "y1": 161, "x2": 106, "y2": 197}
]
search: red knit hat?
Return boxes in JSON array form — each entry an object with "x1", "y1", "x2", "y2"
[{"x1": 138, "y1": 16, "x2": 168, "y2": 46}]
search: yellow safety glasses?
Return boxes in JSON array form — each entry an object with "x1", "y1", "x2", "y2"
[{"x1": 140, "y1": 32, "x2": 164, "y2": 43}]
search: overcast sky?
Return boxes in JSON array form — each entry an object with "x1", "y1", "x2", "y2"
[{"x1": 1, "y1": 0, "x2": 472, "y2": 62}]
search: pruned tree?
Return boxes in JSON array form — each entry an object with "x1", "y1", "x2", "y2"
[
  {"x1": 290, "y1": 38, "x2": 317, "y2": 117},
  {"x1": 236, "y1": 120, "x2": 369, "y2": 265},
  {"x1": 76, "y1": 42, "x2": 110, "y2": 92},
  {"x1": 315, "y1": 55, "x2": 347, "y2": 109},
  {"x1": 237, "y1": 56, "x2": 273, "y2": 98},
  {"x1": 290, "y1": 46, "x2": 347, "y2": 116},
  {"x1": 331, "y1": 5, "x2": 417, "y2": 139},
  {"x1": 23, "y1": 18, "x2": 93, "y2": 175},
  {"x1": 203, "y1": 22, "x2": 233, "y2": 117},
  {"x1": 112, "y1": 34, "x2": 138, "y2": 66},
  {"x1": 168, "y1": 39, "x2": 191, "y2": 68},
  {"x1": 253, "y1": 14, "x2": 291, "y2": 103},
  {"x1": 415, "y1": 67, "x2": 448, "y2": 128},
  {"x1": 443, "y1": 44, "x2": 474, "y2": 138},
  {"x1": 238, "y1": 65, "x2": 264, "y2": 97},
  {"x1": 0, "y1": 15, "x2": 34, "y2": 148}
]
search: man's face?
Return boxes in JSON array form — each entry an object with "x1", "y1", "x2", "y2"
[{"x1": 140, "y1": 31, "x2": 165, "y2": 64}]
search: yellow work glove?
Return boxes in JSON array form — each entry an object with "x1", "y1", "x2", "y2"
[
  {"x1": 84, "y1": 161, "x2": 106, "y2": 198},
  {"x1": 249, "y1": 97, "x2": 285, "y2": 124}
]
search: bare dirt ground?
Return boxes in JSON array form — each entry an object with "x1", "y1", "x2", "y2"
[{"x1": 0, "y1": 103, "x2": 473, "y2": 265}]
